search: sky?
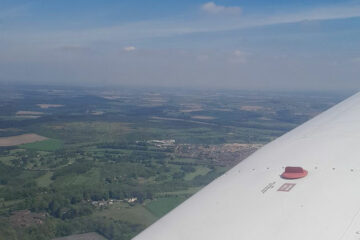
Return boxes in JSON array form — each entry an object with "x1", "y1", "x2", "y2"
[{"x1": 0, "y1": 0, "x2": 360, "y2": 91}]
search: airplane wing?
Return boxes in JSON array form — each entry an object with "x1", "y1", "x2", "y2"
[{"x1": 133, "y1": 92, "x2": 360, "y2": 240}]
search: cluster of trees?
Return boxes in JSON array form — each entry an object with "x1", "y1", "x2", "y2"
[
  {"x1": 0, "y1": 163, "x2": 22, "y2": 185},
  {"x1": 0, "y1": 137, "x2": 224, "y2": 240},
  {"x1": 5, "y1": 149, "x2": 77, "y2": 169},
  {"x1": 0, "y1": 214, "x2": 143, "y2": 240},
  {"x1": 19, "y1": 184, "x2": 155, "y2": 218},
  {"x1": 128, "y1": 151, "x2": 167, "y2": 163},
  {"x1": 99, "y1": 143, "x2": 148, "y2": 151},
  {"x1": 55, "y1": 216, "x2": 143, "y2": 240},
  {"x1": 97, "y1": 146, "x2": 170, "y2": 166}
]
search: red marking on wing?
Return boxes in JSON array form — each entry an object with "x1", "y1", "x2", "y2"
[{"x1": 281, "y1": 167, "x2": 308, "y2": 179}]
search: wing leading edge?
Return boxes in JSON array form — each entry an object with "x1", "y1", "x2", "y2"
[{"x1": 133, "y1": 92, "x2": 360, "y2": 240}]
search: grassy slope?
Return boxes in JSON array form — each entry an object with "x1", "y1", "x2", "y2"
[
  {"x1": 36, "y1": 172, "x2": 54, "y2": 187},
  {"x1": 145, "y1": 196, "x2": 187, "y2": 218},
  {"x1": 94, "y1": 202, "x2": 157, "y2": 226},
  {"x1": 184, "y1": 166, "x2": 211, "y2": 181}
]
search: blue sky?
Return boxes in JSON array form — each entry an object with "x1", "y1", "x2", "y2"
[{"x1": 1, "y1": 0, "x2": 360, "y2": 90}]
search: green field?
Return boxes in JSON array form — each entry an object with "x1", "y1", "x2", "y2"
[
  {"x1": 0, "y1": 155, "x2": 16, "y2": 166},
  {"x1": 95, "y1": 202, "x2": 157, "y2": 226},
  {"x1": 145, "y1": 196, "x2": 188, "y2": 218},
  {"x1": 36, "y1": 172, "x2": 53, "y2": 187},
  {"x1": 20, "y1": 139, "x2": 63, "y2": 151},
  {"x1": 184, "y1": 166, "x2": 211, "y2": 181},
  {"x1": 155, "y1": 187, "x2": 203, "y2": 197},
  {"x1": 0, "y1": 86, "x2": 343, "y2": 240}
]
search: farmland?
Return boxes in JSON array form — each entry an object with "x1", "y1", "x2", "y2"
[
  {"x1": 0, "y1": 134, "x2": 47, "y2": 147},
  {"x1": 0, "y1": 85, "x2": 349, "y2": 240}
]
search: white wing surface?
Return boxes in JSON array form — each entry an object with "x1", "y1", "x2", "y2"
[{"x1": 133, "y1": 92, "x2": 360, "y2": 240}]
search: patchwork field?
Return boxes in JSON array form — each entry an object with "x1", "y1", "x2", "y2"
[
  {"x1": 0, "y1": 86, "x2": 346, "y2": 240},
  {"x1": 0, "y1": 134, "x2": 47, "y2": 146}
]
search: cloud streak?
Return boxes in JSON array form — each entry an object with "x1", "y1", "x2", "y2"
[
  {"x1": 3, "y1": 3, "x2": 359, "y2": 47},
  {"x1": 0, "y1": 2, "x2": 360, "y2": 91},
  {"x1": 262, "y1": 4, "x2": 360, "y2": 26},
  {"x1": 123, "y1": 46, "x2": 136, "y2": 52}
]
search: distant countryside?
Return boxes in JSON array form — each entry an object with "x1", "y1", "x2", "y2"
[{"x1": 0, "y1": 86, "x2": 347, "y2": 239}]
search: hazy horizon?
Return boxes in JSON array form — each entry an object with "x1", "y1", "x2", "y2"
[{"x1": 1, "y1": 0, "x2": 360, "y2": 91}]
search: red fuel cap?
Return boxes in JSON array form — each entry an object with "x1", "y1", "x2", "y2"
[{"x1": 281, "y1": 167, "x2": 308, "y2": 179}]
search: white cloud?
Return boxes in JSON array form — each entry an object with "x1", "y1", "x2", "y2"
[
  {"x1": 201, "y1": 2, "x2": 242, "y2": 15},
  {"x1": 3, "y1": 3, "x2": 360, "y2": 49},
  {"x1": 233, "y1": 50, "x2": 245, "y2": 57},
  {"x1": 229, "y1": 50, "x2": 248, "y2": 64},
  {"x1": 124, "y1": 46, "x2": 136, "y2": 52}
]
